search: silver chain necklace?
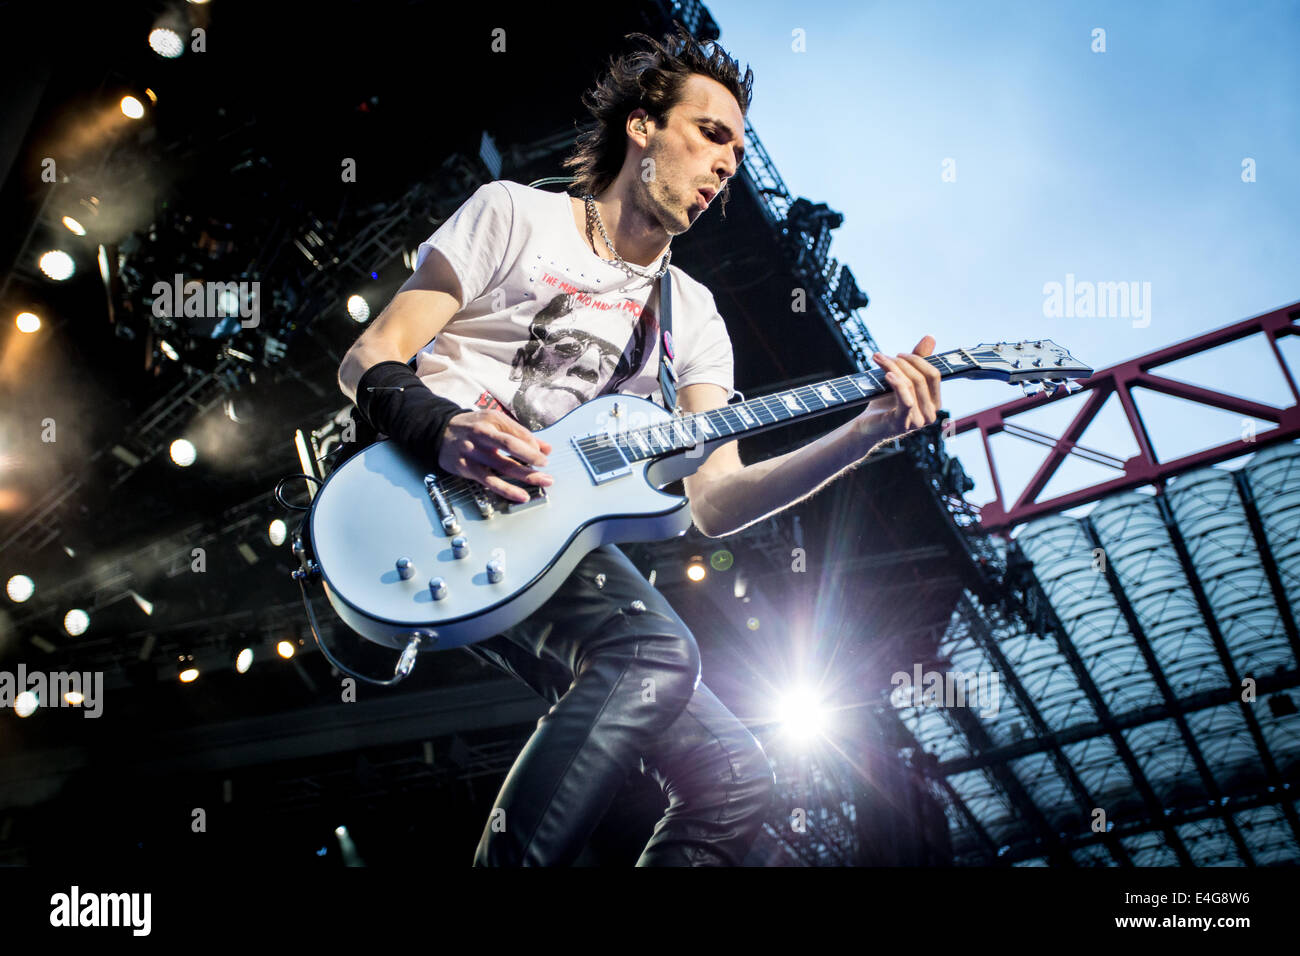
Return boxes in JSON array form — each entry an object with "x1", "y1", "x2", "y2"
[{"x1": 583, "y1": 194, "x2": 671, "y2": 281}]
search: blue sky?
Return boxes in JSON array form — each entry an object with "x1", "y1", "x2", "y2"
[{"x1": 704, "y1": 0, "x2": 1300, "y2": 517}]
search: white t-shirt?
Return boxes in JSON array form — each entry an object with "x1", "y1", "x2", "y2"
[{"x1": 411, "y1": 180, "x2": 734, "y2": 431}]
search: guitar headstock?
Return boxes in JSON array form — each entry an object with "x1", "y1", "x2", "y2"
[{"x1": 959, "y1": 339, "x2": 1093, "y2": 397}]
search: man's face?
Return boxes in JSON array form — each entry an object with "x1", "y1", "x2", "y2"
[{"x1": 637, "y1": 73, "x2": 746, "y2": 235}]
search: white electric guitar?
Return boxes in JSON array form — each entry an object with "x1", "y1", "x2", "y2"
[{"x1": 291, "y1": 340, "x2": 1091, "y2": 677}]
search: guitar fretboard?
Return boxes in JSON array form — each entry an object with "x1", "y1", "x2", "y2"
[{"x1": 609, "y1": 350, "x2": 970, "y2": 462}]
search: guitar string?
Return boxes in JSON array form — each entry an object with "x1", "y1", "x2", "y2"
[
  {"x1": 429, "y1": 351, "x2": 1078, "y2": 505},
  {"x1": 430, "y1": 370, "x2": 894, "y2": 499},
  {"x1": 424, "y1": 353, "x2": 972, "y2": 498},
  {"x1": 424, "y1": 353, "x2": 966, "y2": 505}
]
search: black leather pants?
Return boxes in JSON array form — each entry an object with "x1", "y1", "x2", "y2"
[{"x1": 463, "y1": 543, "x2": 776, "y2": 866}]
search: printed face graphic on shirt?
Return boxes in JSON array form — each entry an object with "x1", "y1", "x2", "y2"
[{"x1": 508, "y1": 293, "x2": 656, "y2": 430}]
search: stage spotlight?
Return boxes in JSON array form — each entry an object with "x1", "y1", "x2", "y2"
[
  {"x1": 16, "y1": 312, "x2": 41, "y2": 333},
  {"x1": 38, "y1": 250, "x2": 75, "y2": 281},
  {"x1": 64, "y1": 690, "x2": 84, "y2": 706},
  {"x1": 14, "y1": 692, "x2": 38, "y2": 718},
  {"x1": 216, "y1": 288, "x2": 240, "y2": 317},
  {"x1": 120, "y1": 96, "x2": 145, "y2": 119},
  {"x1": 775, "y1": 685, "x2": 831, "y2": 742},
  {"x1": 149, "y1": 28, "x2": 184, "y2": 58},
  {"x1": 686, "y1": 556, "x2": 706, "y2": 582},
  {"x1": 169, "y1": 438, "x2": 196, "y2": 467},
  {"x1": 236, "y1": 647, "x2": 254, "y2": 673},
  {"x1": 63, "y1": 608, "x2": 90, "y2": 637},
  {"x1": 334, "y1": 824, "x2": 364, "y2": 866},
  {"x1": 177, "y1": 654, "x2": 199, "y2": 682},
  {"x1": 129, "y1": 590, "x2": 154, "y2": 616},
  {"x1": 347, "y1": 295, "x2": 370, "y2": 323},
  {"x1": 160, "y1": 340, "x2": 180, "y2": 361},
  {"x1": 61, "y1": 216, "x2": 86, "y2": 236},
  {"x1": 6, "y1": 574, "x2": 35, "y2": 603},
  {"x1": 277, "y1": 640, "x2": 295, "y2": 659},
  {"x1": 268, "y1": 519, "x2": 287, "y2": 546}
]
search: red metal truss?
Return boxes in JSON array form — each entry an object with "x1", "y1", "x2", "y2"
[{"x1": 952, "y1": 301, "x2": 1300, "y2": 534}]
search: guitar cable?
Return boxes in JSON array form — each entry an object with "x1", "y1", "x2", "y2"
[
  {"x1": 295, "y1": 573, "x2": 424, "y2": 687},
  {"x1": 278, "y1": 471, "x2": 425, "y2": 686}
]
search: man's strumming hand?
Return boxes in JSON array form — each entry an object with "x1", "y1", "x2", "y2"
[{"x1": 437, "y1": 410, "x2": 554, "y2": 504}]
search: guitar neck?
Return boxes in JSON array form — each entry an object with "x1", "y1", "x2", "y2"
[{"x1": 613, "y1": 348, "x2": 976, "y2": 463}]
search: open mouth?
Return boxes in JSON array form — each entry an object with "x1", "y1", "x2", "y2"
[{"x1": 697, "y1": 187, "x2": 715, "y2": 207}]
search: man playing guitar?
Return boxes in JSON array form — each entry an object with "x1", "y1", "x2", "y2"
[{"x1": 337, "y1": 23, "x2": 942, "y2": 866}]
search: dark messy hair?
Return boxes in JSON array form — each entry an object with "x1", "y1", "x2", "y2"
[{"x1": 562, "y1": 22, "x2": 754, "y2": 214}]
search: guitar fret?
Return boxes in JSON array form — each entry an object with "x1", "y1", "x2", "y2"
[
  {"x1": 764, "y1": 395, "x2": 791, "y2": 419},
  {"x1": 798, "y1": 385, "x2": 826, "y2": 410}
]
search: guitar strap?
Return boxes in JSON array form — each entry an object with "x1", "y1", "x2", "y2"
[{"x1": 656, "y1": 268, "x2": 678, "y2": 413}]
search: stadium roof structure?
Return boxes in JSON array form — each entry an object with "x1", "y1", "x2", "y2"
[{"x1": 896, "y1": 436, "x2": 1300, "y2": 866}]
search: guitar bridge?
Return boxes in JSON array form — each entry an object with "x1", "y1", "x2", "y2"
[{"x1": 423, "y1": 474, "x2": 462, "y2": 535}]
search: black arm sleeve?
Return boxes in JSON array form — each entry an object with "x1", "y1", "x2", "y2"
[{"x1": 354, "y1": 361, "x2": 473, "y2": 470}]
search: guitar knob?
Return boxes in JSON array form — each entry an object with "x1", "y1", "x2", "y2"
[
  {"x1": 486, "y1": 559, "x2": 505, "y2": 583},
  {"x1": 396, "y1": 558, "x2": 415, "y2": 580},
  {"x1": 429, "y1": 577, "x2": 448, "y2": 600},
  {"x1": 451, "y1": 536, "x2": 469, "y2": 558}
]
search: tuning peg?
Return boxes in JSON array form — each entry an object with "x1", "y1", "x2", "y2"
[
  {"x1": 1062, "y1": 379, "x2": 1083, "y2": 393},
  {"x1": 1021, "y1": 382, "x2": 1044, "y2": 397}
]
